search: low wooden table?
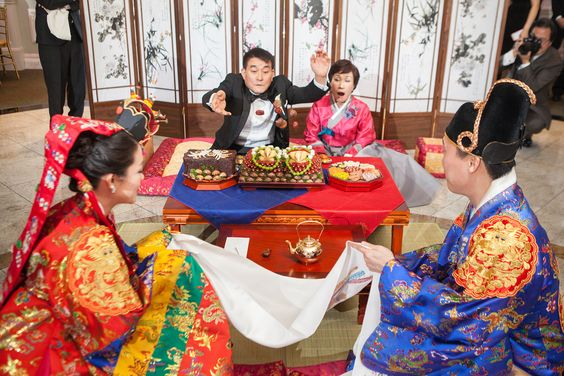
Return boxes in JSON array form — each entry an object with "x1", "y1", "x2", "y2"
[
  {"x1": 216, "y1": 224, "x2": 369, "y2": 322},
  {"x1": 163, "y1": 197, "x2": 410, "y2": 255},
  {"x1": 216, "y1": 224, "x2": 365, "y2": 279}
]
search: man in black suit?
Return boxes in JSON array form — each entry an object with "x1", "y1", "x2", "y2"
[
  {"x1": 505, "y1": 18, "x2": 562, "y2": 146},
  {"x1": 36, "y1": 0, "x2": 85, "y2": 119},
  {"x1": 202, "y1": 47, "x2": 330, "y2": 153}
]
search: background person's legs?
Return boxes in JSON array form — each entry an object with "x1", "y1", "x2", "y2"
[
  {"x1": 38, "y1": 44, "x2": 65, "y2": 119},
  {"x1": 67, "y1": 41, "x2": 85, "y2": 117},
  {"x1": 523, "y1": 110, "x2": 548, "y2": 146}
]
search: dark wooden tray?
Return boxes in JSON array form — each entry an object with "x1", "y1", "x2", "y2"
[
  {"x1": 183, "y1": 177, "x2": 238, "y2": 190},
  {"x1": 238, "y1": 180, "x2": 325, "y2": 191}
]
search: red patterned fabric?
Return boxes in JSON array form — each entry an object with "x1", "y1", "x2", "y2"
[
  {"x1": 234, "y1": 361, "x2": 287, "y2": 376},
  {"x1": 414, "y1": 137, "x2": 445, "y2": 178},
  {"x1": 140, "y1": 138, "x2": 406, "y2": 196},
  {"x1": 233, "y1": 360, "x2": 347, "y2": 376},
  {"x1": 1, "y1": 115, "x2": 126, "y2": 304},
  {"x1": 288, "y1": 360, "x2": 347, "y2": 375},
  {"x1": 0, "y1": 195, "x2": 146, "y2": 375}
]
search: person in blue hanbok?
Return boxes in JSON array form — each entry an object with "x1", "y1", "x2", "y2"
[{"x1": 350, "y1": 79, "x2": 564, "y2": 375}]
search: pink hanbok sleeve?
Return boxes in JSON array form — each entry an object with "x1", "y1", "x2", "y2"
[
  {"x1": 304, "y1": 100, "x2": 323, "y2": 145},
  {"x1": 352, "y1": 100, "x2": 376, "y2": 148}
]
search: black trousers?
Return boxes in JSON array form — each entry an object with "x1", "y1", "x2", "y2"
[
  {"x1": 38, "y1": 41, "x2": 85, "y2": 119},
  {"x1": 525, "y1": 110, "x2": 549, "y2": 138}
]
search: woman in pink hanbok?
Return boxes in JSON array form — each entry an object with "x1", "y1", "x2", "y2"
[{"x1": 305, "y1": 59, "x2": 440, "y2": 206}]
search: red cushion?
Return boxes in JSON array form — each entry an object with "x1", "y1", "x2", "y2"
[
  {"x1": 138, "y1": 137, "x2": 214, "y2": 196},
  {"x1": 375, "y1": 139, "x2": 406, "y2": 154},
  {"x1": 414, "y1": 137, "x2": 445, "y2": 178}
]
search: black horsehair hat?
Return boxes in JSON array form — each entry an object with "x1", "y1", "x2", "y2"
[
  {"x1": 115, "y1": 93, "x2": 167, "y2": 144},
  {"x1": 445, "y1": 79, "x2": 536, "y2": 164}
]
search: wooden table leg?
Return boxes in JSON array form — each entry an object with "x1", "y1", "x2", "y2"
[
  {"x1": 197, "y1": 224, "x2": 217, "y2": 241},
  {"x1": 390, "y1": 224, "x2": 404, "y2": 256},
  {"x1": 357, "y1": 284, "x2": 370, "y2": 324},
  {"x1": 169, "y1": 224, "x2": 182, "y2": 233}
]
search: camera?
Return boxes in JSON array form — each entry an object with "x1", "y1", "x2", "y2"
[{"x1": 518, "y1": 36, "x2": 542, "y2": 56}]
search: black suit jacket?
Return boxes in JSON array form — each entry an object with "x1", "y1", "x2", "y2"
[
  {"x1": 202, "y1": 74, "x2": 327, "y2": 149},
  {"x1": 510, "y1": 47, "x2": 563, "y2": 124},
  {"x1": 36, "y1": 0, "x2": 82, "y2": 46}
]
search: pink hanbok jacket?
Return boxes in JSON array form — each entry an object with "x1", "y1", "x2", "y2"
[{"x1": 305, "y1": 95, "x2": 376, "y2": 155}]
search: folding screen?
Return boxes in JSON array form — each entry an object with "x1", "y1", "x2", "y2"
[
  {"x1": 338, "y1": 0, "x2": 390, "y2": 112},
  {"x1": 389, "y1": 0, "x2": 444, "y2": 113},
  {"x1": 237, "y1": 1, "x2": 282, "y2": 74},
  {"x1": 83, "y1": 0, "x2": 507, "y2": 146},
  {"x1": 136, "y1": 0, "x2": 179, "y2": 104},
  {"x1": 83, "y1": 0, "x2": 136, "y2": 103},
  {"x1": 183, "y1": 0, "x2": 232, "y2": 105},
  {"x1": 287, "y1": 0, "x2": 335, "y2": 89},
  {"x1": 441, "y1": 0, "x2": 506, "y2": 113}
]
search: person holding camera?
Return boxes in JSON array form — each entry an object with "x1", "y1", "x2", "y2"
[{"x1": 502, "y1": 18, "x2": 562, "y2": 147}]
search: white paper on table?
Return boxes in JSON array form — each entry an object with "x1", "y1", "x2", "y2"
[
  {"x1": 223, "y1": 237, "x2": 250, "y2": 257},
  {"x1": 169, "y1": 235, "x2": 373, "y2": 348}
]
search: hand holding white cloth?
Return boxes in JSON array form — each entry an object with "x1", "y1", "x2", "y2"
[{"x1": 168, "y1": 234, "x2": 373, "y2": 348}]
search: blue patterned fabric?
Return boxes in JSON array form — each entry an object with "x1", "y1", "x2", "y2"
[
  {"x1": 361, "y1": 184, "x2": 564, "y2": 375},
  {"x1": 169, "y1": 165, "x2": 307, "y2": 228}
]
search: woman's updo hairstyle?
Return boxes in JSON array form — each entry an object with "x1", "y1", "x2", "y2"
[{"x1": 66, "y1": 130, "x2": 139, "y2": 192}]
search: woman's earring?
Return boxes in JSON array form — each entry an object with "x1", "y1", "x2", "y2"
[{"x1": 110, "y1": 185, "x2": 116, "y2": 194}]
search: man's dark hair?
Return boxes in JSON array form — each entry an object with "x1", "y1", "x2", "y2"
[
  {"x1": 329, "y1": 59, "x2": 360, "y2": 88},
  {"x1": 456, "y1": 148, "x2": 515, "y2": 180},
  {"x1": 531, "y1": 18, "x2": 558, "y2": 44},
  {"x1": 243, "y1": 47, "x2": 275, "y2": 69},
  {"x1": 66, "y1": 131, "x2": 139, "y2": 192}
]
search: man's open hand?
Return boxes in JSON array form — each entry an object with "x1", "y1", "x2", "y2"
[
  {"x1": 310, "y1": 50, "x2": 330, "y2": 85},
  {"x1": 210, "y1": 90, "x2": 232, "y2": 116}
]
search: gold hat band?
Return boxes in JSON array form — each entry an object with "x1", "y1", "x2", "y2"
[{"x1": 456, "y1": 78, "x2": 536, "y2": 154}]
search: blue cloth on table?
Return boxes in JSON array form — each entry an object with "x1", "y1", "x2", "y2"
[{"x1": 169, "y1": 165, "x2": 307, "y2": 228}]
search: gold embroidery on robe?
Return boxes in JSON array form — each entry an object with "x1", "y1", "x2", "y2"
[
  {"x1": 67, "y1": 225, "x2": 142, "y2": 315},
  {"x1": 0, "y1": 356, "x2": 29, "y2": 376},
  {"x1": 453, "y1": 215, "x2": 538, "y2": 299}
]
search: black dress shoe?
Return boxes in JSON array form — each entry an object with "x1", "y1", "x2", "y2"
[{"x1": 523, "y1": 138, "x2": 533, "y2": 147}]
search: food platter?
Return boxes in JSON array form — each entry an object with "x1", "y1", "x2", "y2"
[
  {"x1": 238, "y1": 145, "x2": 325, "y2": 190},
  {"x1": 327, "y1": 160, "x2": 383, "y2": 192}
]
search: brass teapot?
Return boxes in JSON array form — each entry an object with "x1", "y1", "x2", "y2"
[{"x1": 286, "y1": 220, "x2": 324, "y2": 265}]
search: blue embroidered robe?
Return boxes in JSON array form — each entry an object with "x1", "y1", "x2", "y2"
[{"x1": 361, "y1": 184, "x2": 564, "y2": 375}]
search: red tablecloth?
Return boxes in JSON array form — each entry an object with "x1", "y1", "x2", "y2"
[{"x1": 289, "y1": 157, "x2": 405, "y2": 236}]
